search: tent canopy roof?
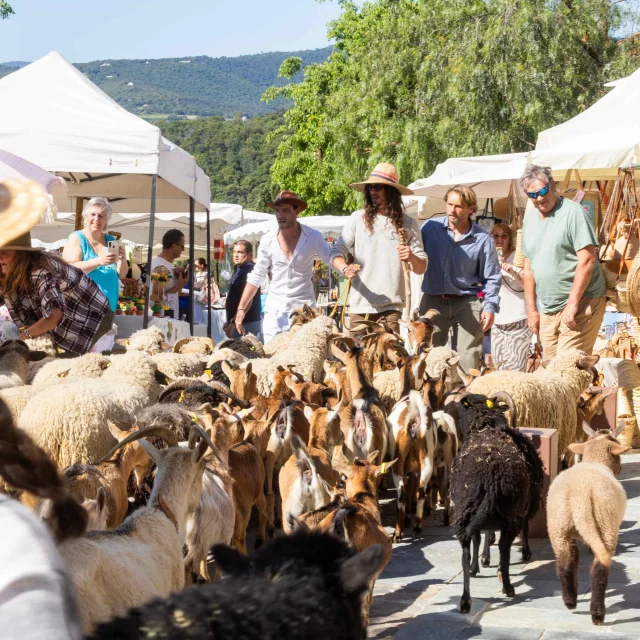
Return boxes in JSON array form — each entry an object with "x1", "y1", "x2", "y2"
[{"x1": 0, "y1": 52, "x2": 210, "y2": 212}]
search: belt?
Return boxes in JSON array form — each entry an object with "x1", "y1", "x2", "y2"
[{"x1": 431, "y1": 293, "x2": 477, "y2": 300}]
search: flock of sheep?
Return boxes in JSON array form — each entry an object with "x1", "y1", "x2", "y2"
[{"x1": 0, "y1": 307, "x2": 632, "y2": 637}]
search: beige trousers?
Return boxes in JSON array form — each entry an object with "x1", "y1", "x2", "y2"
[{"x1": 538, "y1": 296, "x2": 606, "y2": 360}]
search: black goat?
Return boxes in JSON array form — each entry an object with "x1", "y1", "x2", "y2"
[
  {"x1": 89, "y1": 530, "x2": 385, "y2": 640},
  {"x1": 450, "y1": 393, "x2": 543, "y2": 613}
]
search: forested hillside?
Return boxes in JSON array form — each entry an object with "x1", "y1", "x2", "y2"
[
  {"x1": 0, "y1": 48, "x2": 331, "y2": 117},
  {"x1": 160, "y1": 111, "x2": 284, "y2": 210}
]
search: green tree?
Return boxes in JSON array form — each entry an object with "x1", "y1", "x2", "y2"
[
  {"x1": 0, "y1": 1, "x2": 14, "y2": 19},
  {"x1": 265, "y1": 0, "x2": 640, "y2": 215}
]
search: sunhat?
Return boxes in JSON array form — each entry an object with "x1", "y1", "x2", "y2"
[
  {"x1": 266, "y1": 190, "x2": 308, "y2": 212},
  {"x1": 0, "y1": 179, "x2": 48, "y2": 249},
  {"x1": 350, "y1": 163, "x2": 414, "y2": 196}
]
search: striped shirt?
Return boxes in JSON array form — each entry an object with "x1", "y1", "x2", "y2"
[{"x1": 3, "y1": 254, "x2": 110, "y2": 355}]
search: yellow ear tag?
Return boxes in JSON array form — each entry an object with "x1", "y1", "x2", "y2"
[
  {"x1": 125, "y1": 340, "x2": 130, "y2": 346},
  {"x1": 204, "y1": 369, "x2": 212, "y2": 377},
  {"x1": 190, "y1": 412, "x2": 198, "y2": 422},
  {"x1": 178, "y1": 391, "x2": 185, "y2": 403},
  {"x1": 485, "y1": 399, "x2": 494, "y2": 408},
  {"x1": 380, "y1": 462, "x2": 390, "y2": 475}
]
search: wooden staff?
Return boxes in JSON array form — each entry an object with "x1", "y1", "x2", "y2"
[{"x1": 398, "y1": 228, "x2": 412, "y2": 322}]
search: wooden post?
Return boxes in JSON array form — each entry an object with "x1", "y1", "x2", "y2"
[
  {"x1": 188, "y1": 196, "x2": 195, "y2": 337},
  {"x1": 74, "y1": 197, "x2": 84, "y2": 230},
  {"x1": 206, "y1": 207, "x2": 212, "y2": 339}
]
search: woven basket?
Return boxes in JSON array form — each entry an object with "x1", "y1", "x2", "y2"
[
  {"x1": 617, "y1": 387, "x2": 633, "y2": 418},
  {"x1": 616, "y1": 280, "x2": 632, "y2": 313},
  {"x1": 618, "y1": 416, "x2": 637, "y2": 448},
  {"x1": 618, "y1": 361, "x2": 640, "y2": 390},
  {"x1": 513, "y1": 230, "x2": 525, "y2": 268},
  {"x1": 626, "y1": 249, "x2": 640, "y2": 317}
]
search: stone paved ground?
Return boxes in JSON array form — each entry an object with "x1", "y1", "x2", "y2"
[{"x1": 369, "y1": 452, "x2": 640, "y2": 640}]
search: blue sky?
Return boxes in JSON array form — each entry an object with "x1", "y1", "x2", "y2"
[{"x1": 0, "y1": 0, "x2": 344, "y2": 63}]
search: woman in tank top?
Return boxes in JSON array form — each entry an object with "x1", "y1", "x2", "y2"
[{"x1": 62, "y1": 198, "x2": 128, "y2": 311}]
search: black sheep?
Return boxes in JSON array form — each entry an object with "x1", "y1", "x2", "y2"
[
  {"x1": 450, "y1": 393, "x2": 543, "y2": 613},
  {"x1": 89, "y1": 530, "x2": 385, "y2": 640}
]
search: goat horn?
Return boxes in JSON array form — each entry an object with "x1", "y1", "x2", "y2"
[
  {"x1": 97, "y1": 425, "x2": 179, "y2": 462},
  {"x1": 613, "y1": 420, "x2": 626, "y2": 439},
  {"x1": 489, "y1": 392, "x2": 517, "y2": 428},
  {"x1": 205, "y1": 381, "x2": 250, "y2": 409},
  {"x1": 158, "y1": 378, "x2": 202, "y2": 402},
  {"x1": 330, "y1": 344, "x2": 348, "y2": 364},
  {"x1": 187, "y1": 423, "x2": 216, "y2": 453},
  {"x1": 421, "y1": 309, "x2": 440, "y2": 321}
]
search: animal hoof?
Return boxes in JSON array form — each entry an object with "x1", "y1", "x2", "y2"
[
  {"x1": 592, "y1": 614, "x2": 604, "y2": 626},
  {"x1": 391, "y1": 532, "x2": 402, "y2": 544},
  {"x1": 460, "y1": 598, "x2": 472, "y2": 614},
  {"x1": 481, "y1": 556, "x2": 490, "y2": 568},
  {"x1": 564, "y1": 599, "x2": 577, "y2": 611},
  {"x1": 412, "y1": 526, "x2": 422, "y2": 539},
  {"x1": 470, "y1": 568, "x2": 479, "y2": 578},
  {"x1": 521, "y1": 550, "x2": 532, "y2": 563},
  {"x1": 503, "y1": 585, "x2": 515, "y2": 598}
]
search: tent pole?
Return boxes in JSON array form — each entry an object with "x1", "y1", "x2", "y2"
[
  {"x1": 189, "y1": 196, "x2": 195, "y2": 336},
  {"x1": 206, "y1": 207, "x2": 212, "y2": 339},
  {"x1": 143, "y1": 175, "x2": 157, "y2": 330}
]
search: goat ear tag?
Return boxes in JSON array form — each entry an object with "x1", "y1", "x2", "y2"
[
  {"x1": 204, "y1": 369, "x2": 212, "y2": 377},
  {"x1": 190, "y1": 413, "x2": 198, "y2": 422},
  {"x1": 178, "y1": 391, "x2": 185, "y2": 403},
  {"x1": 379, "y1": 461, "x2": 391, "y2": 475},
  {"x1": 485, "y1": 399, "x2": 494, "y2": 408}
]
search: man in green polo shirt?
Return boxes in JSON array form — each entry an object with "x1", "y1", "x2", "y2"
[{"x1": 521, "y1": 164, "x2": 606, "y2": 359}]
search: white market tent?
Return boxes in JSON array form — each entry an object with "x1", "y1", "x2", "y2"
[
  {"x1": 0, "y1": 51, "x2": 212, "y2": 333},
  {"x1": 533, "y1": 65, "x2": 640, "y2": 179}
]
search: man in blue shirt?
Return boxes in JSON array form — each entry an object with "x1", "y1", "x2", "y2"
[{"x1": 420, "y1": 185, "x2": 501, "y2": 373}]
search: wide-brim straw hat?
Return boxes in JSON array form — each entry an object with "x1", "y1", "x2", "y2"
[
  {"x1": 350, "y1": 162, "x2": 414, "y2": 196},
  {"x1": 266, "y1": 190, "x2": 308, "y2": 212},
  {"x1": 0, "y1": 179, "x2": 48, "y2": 249}
]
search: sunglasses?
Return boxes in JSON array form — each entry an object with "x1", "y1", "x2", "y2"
[
  {"x1": 526, "y1": 184, "x2": 550, "y2": 199},
  {"x1": 367, "y1": 184, "x2": 385, "y2": 191},
  {"x1": 174, "y1": 243, "x2": 185, "y2": 249}
]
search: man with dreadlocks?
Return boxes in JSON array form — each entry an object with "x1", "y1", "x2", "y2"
[{"x1": 331, "y1": 163, "x2": 427, "y2": 333}]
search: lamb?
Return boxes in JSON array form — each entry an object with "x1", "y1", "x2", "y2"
[
  {"x1": 249, "y1": 315, "x2": 335, "y2": 394},
  {"x1": 547, "y1": 428, "x2": 629, "y2": 625},
  {"x1": 89, "y1": 530, "x2": 385, "y2": 640},
  {"x1": 0, "y1": 384, "x2": 40, "y2": 424},
  {"x1": 173, "y1": 336, "x2": 216, "y2": 355},
  {"x1": 450, "y1": 393, "x2": 543, "y2": 613},
  {"x1": 58, "y1": 422, "x2": 212, "y2": 634},
  {"x1": 19, "y1": 351, "x2": 166, "y2": 469},
  {"x1": 279, "y1": 403, "x2": 344, "y2": 531},
  {"x1": 425, "y1": 346, "x2": 465, "y2": 391},
  {"x1": 31, "y1": 352, "x2": 112, "y2": 387},
  {"x1": 0, "y1": 339, "x2": 47, "y2": 389},
  {"x1": 387, "y1": 389, "x2": 437, "y2": 541},
  {"x1": 468, "y1": 349, "x2": 599, "y2": 463},
  {"x1": 150, "y1": 352, "x2": 206, "y2": 379}
]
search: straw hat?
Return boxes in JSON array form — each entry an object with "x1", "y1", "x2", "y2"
[
  {"x1": 0, "y1": 179, "x2": 48, "y2": 249},
  {"x1": 266, "y1": 190, "x2": 308, "y2": 212},
  {"x1": 0, "y1": 231, "x2": 42, "y2": 251},
  {"x1": 350, "y1": 163, "x2": 414, "y2": 196}
]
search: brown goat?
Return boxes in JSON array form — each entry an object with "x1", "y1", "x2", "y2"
[
  {"x1": 400, "y1": 308, "x2": 440, "y2": 354},
  {"x1": 288, "y1": 304, "x2": 318, "y2": 331},
  {"x1": 64, "y1": 423, "x2": 153, "y2": 530},
  {"x1": 299, "y1": 451, "x2": 394, "y2": 626},
  {"x1": 284, "y1": 374, "x2": 336, "y2": 406}
]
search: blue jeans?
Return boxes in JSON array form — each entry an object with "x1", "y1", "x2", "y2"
[{"x1": 232, "y1": 319, "x2": 263, "y2": 343}]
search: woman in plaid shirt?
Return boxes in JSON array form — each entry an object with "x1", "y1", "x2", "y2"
[{"x1": 0, "y1": 233, "x2": 112, "y2": 355}]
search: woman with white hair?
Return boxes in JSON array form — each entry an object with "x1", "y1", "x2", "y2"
[{"x1": 62, "y1": 197, "x2": 128, "y2": 311}]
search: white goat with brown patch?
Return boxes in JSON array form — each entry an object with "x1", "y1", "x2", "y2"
[{"x1": 280, "y1": 402, "x2": 344, "y2": 532}]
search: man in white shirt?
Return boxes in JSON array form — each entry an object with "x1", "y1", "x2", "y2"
[
  {"x1": 150, "y1": 229, "x2": 189, "y2": 318},
  {"x1": 234, "y1": 190, "x2": 332, "y2": 342}
]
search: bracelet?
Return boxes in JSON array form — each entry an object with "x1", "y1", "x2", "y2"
[
  {"x1": 341, "y1": 265, "x2": 349, "y2": 275},
  {"x1": 236, "y1": 308, "x2": 246, "y2": 314},
  {"x1": 24, "y1": 328, "x2": 33, "y2": 339}
]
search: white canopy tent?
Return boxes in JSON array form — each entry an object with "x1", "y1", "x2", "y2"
[
  {"x1": 533, "y1": 65, "x2": 640, "y2": 179},
  {"x1": 0, "y1": 51, "x2": 212, "y2": 334}
]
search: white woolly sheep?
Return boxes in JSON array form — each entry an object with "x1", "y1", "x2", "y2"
[
  {"x1": 31, "y1": 353, "x2": 112, "y2": 387},
  {"x1": 548, "y1": 430, "x2": 629, "y2": 625},
  {"x1": 151, "y1": 352, "x2": 206, "y2": 379},
  {"x1": 263, "y1": 330, "x2": 294, "y2": 357},
  {"x1": 0, "y1": 340, "x2": 48, "y2": 389},
  {"x1": 425, "y1": 346, "x2": 465, "y2": 391},
  {"x1": 247, "y1": 316, "x2": 335, "y2": 396},
  {"x1": 19, "y1": 351, "x2": 165, "y2": 469},
  {"x1": 468, "y1": 349, "x2": 599, "y2": 461},
  {"x1": 24, "y1": 333, "x2": 57, "y2": 357},
  {"x1": 118, "y1": 325, "x2": 169, "y2": 355}
]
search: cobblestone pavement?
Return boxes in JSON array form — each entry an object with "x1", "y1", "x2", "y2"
[{"x1": 369, "y1": 453, "x2": 640, "y2": 640}]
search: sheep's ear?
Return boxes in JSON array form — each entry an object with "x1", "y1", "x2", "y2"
[
  {"x1": 212, "y1": 544, "x2": 252, "y2": 576},
  {"x1": 287, "y1": 513, "x2": 311, "y2": 534},
  {"x1": 154, "y1": 370, "x2": 170, "y2": 385},
  {"x1": 568, "y1": 442, "x2": 585, "y2": 456},
  {"x1": 340, "y1": 545, "x2": 386, "y2": 595},
  {"x1": 577, "y1": 354, "x2": 600, "y2": 370},
  {"x1": 610, "y1": 443, "x2": 631, "y2": 456}
]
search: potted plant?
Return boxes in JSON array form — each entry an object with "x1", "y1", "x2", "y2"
[
  {"x1": 123, "y1": 302, "x2": 134, "y2": 316},
  {"x1": 152, "y1": 303, "x2": 162, "y2": 318},
  {"x1": 135, "y1": 304, "x2": 144, "y2": 316}
]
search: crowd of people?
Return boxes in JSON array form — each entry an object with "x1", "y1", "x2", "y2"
[{"x1": 227, "y1": 162, "x2": 604, "y2": 370}]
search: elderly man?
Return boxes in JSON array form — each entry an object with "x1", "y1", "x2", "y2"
[
  {"x1": 521, "y1": 165, "x2": 606, "y2": 359},
  {"x1": 420, "y1": 185, "x2": 501, "y2": 373},
  {"x1": 235, "y1": 190, "x2": 331, "y2": 341},
  {"x1": 330, "y1": 163, "x2": 427, "y2": 333}
]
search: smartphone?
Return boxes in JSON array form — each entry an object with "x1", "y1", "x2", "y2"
[{"x1": 107, "y1": 240, "x2": 119, "y2": 255}]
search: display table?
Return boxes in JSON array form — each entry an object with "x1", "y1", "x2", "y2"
[{"x1": 115, "y1": 311, "x2": 226, "y2": 345}]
